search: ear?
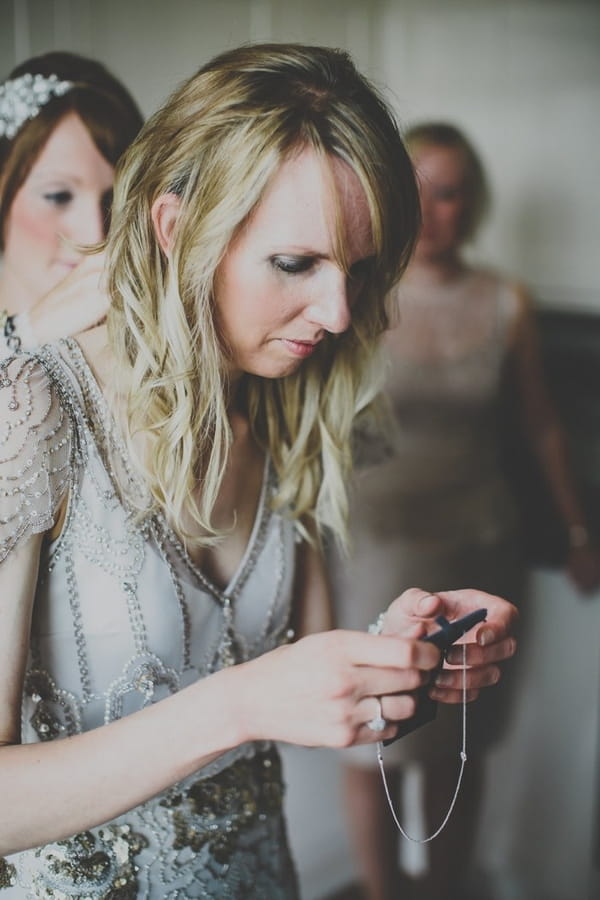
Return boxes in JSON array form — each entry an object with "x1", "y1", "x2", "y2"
[{"x1": 151, "y1": 193, "x2": 181, "y2": 254}]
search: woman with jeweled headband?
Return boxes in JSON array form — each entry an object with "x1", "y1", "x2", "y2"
[
  {"x1": 0, "y1": 51, "x2": 142, "y2": 358},
  {"x1": 0, "y1": 46, "x2": 517, "y2": 898}
]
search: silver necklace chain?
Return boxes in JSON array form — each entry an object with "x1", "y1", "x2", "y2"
[{"x1": 376, "y1": 642, "x2": 467, "y2": 843}]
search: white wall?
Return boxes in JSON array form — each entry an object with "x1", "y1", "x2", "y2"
[
  {"x1": 3, "y1": 0, "x2": 599, "y2": 308},
  {"x1": 3, "y1": 2, "x2": 600, "y2": 897},
  {"x1": 374, "y1": 0, "x2": 600, "y2": 310}
]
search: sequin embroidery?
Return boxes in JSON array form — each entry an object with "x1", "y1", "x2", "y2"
[{"x1": 1, "y1": 341, "x2": 300, "y2": 898}]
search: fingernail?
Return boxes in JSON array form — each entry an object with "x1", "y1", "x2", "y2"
[
  {"x1": 478, "y1": 628, "x2": 495, "y2": 646},
  {"x1": 435, "y1": 671, "x2": 453, "y2": 687},
  {"x1": 419, "y1": 593, "x2": 437, "y2": 613}
]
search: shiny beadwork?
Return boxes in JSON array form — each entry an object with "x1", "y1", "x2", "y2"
[{"x1": 0, "y1": 341, "x2": 300, "y2": 898}]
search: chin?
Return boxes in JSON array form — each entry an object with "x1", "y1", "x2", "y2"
[{"x1": 245, "y1": 359, "x2": 305, "y2": 380}]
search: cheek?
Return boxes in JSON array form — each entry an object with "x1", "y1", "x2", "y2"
[
  {"x1": 216, "y1": 257, "x2": 279, "y2": 337},
  {"x1": 446, "y1": 199, "x2": 468, "y2": 227},
  {"x1": 432, "y1": 204, "x2": 464, "y2": 241},
  {"x1": 6, "y1": 196, "x2": 59, "y2": 257}
]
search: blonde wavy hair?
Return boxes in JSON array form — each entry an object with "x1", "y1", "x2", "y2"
[{"x1": 106, "y1": 43, "x2": 420, "y2": 550}]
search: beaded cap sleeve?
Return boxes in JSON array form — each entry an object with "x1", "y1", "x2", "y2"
[{"x1": 0, "y1": 353, "x2": 73, "y2": 562}]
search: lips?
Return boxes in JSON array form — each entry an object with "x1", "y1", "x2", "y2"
[{"x1": 280, "y1": 338, "x2": 320, "y2": 359}]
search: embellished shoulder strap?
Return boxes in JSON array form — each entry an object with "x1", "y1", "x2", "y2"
[{"x1": 0, "y1": 352, "x2": 74, "y2": 562}]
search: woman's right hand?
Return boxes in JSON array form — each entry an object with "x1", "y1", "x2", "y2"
[
  {"x1": 235, "y1": 627, "x2": 440, "y2": 748},
  {"x1": 26, "y1": 252, "x2": 108, "y2": 346}
]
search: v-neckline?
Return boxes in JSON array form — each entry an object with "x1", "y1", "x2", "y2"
[
  {"x1": 60, "y1": 336, "x2": 272, "y2": 605},
  {"x1": 171, "y1": 454, "x2": 271, "y2": 601}
]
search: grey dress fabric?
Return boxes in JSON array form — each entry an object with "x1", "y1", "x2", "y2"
[{"x1": 0, "y1": 339, "x2": 299, "y2": 898}]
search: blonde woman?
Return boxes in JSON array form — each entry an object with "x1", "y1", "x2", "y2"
[
  {"x1": 0, "y1": 49, "x2": 517, "y2": 898},
  {"x1": 0, "y1": 51, "x2": 143, "y2": 359}
]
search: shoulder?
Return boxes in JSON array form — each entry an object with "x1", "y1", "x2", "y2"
[
  {"x1": 0, "y1": 351, "x2": 74, "y2": 562},
  {"x1": 483, "y1": 266, "x2": 529, "y2": 305},
  {"x1": 0, "y1": 349, "x2": 74, "y2": 429},
  {"x1": 473, "y1": 266, "x2": 532, "y2": 341}
]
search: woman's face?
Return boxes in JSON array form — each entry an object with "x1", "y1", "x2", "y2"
[
  {"x1": 410, "y1": 143, "x2": 470, "y2": 264},
  {"x1": 214, "y1": 147, "x2": 374, "y2": 380},
  {"x1": 2, "y1": 111, "x2": 114, "y2": 308}
]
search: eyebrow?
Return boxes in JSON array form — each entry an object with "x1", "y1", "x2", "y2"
[{"x1": 29, "y1": 171, "x2": 87, "y2": 185}]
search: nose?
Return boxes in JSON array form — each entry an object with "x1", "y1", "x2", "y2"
[
  {"x1": 304, "y1": 275, "x2": 352, "y2": 335},
  {"x1": 65, "y1": 196, "x2": 107, "y2": 248}
]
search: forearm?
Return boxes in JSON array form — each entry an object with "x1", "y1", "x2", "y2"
[
  {"x1": 0, "y1": 664, "x2": 245, "y2": 856},
  {"x1": 530, "y1": 422, "x2": 588, "y2": 535},
  {"x1": 510, "y1": 289, "x2": 590, "y2": 541}
]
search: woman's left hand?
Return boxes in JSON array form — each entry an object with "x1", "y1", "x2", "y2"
[{"x1": 380, "y1": 587, "x2": 518, "y2": 704}]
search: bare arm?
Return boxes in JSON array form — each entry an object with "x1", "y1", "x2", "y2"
[
  {"x1": 0, "y1": 521, "x2": 518, "y2": 855},
  {"x1": 0, "y1": 356, "x2": 447, "y2": 854},
  {"x1": 508, "y1": 286, "x2": 600, "y2": 591},
  {"x1": 0, "y1": 534, "x2": 444, "y2": 856},
  {"x1": 0, "y1": 530, "x2": 249, "y2": 855}
]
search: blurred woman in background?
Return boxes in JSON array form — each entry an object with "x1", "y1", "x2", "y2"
[
  {"x1": 331, "y1": 121, "x2": 600, "y2": 899},
  {"x1": 0, "y1": 50, "x2": 143, "y2": 357}
]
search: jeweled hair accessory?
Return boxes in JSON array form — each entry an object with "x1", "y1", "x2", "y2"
[{"x1": 0, "y1": 72, "x2": 73, "y2": 140}]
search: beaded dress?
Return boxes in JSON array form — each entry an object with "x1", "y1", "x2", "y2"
[{"x1": 0, "y1": 339, "x2": 300, "y2": 898}]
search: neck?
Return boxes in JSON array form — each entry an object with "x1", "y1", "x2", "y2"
[{"x1": 407, "y1": 251, "x2": 467, "y2": 287}]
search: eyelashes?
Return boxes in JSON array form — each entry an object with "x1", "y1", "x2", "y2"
[
  {"x1": 271, "y1": 255, "x2": 375, "y2": 280},
  {"x1": 40, "y1": 188, "x2": 114, "y2": 237},
  {"x1": 43, "y1": 190, "x2": 73, "y2": 207},
  {"x1": 271, "y1": 255, "x2": 315, "y2": 274}
]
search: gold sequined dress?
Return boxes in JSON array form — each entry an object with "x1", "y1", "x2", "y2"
[{"x1": 0, "y1": 340, "x2": 300, "y2": 898}]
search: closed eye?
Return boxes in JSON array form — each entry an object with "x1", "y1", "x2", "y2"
[
  {"x1": 271, "y1": 255, "x2": 316, "y2": 275},
  {"x1": 43, "y1": 190, "x2": 73, "y2": 207},
  {"x1": 432, "y1": 186, "x2": 463, "y2": 203}
]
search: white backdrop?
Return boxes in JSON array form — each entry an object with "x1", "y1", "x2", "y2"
[{"x1": 3, "y1": 0, "x2": 599, "y2": 308}]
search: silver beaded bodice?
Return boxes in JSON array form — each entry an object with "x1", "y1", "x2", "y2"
[{"x1": 0, "y1": 340, "x2": 299, "y2": 898}]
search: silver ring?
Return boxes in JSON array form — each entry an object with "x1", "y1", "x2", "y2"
[{"x1": 367, "y1": 697, "x2": 387, "y2": 733}]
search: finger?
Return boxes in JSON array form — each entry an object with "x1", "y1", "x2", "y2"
[
  {"x1": 357, "y1": 721, "x2": 399, "y2": 744},
  {"x1": 432, "y1": 663, "x2": 502, "y2": 695},
  {"x1": 446, "y1": 636, "x2": 517, "y2": 667},
  {"x1": 355, "y1": 664, "x2": 430, "y2": 698},
  {"x1": 428, "y1": 686, "x2": 481, "y2": 704},
  {"x1": 387, "y1": 588, "x2": 444, "y2": 623},
  {"x1": 339, "y1": 630, "x2": 441, "y2": 671},
  {"x1": 359, "y1": 693, "x2": 418, "y2": 728},
  {"x1": 356, "y1": 701, "x2": 416, "y2": 745},
  {"x1": 435, "y1": 589, "x2": 519, "y2": 643}
]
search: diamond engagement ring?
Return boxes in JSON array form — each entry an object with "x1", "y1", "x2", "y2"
[{"x1": 367, "y1": 697, "x2": 387, "y2": 733}]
